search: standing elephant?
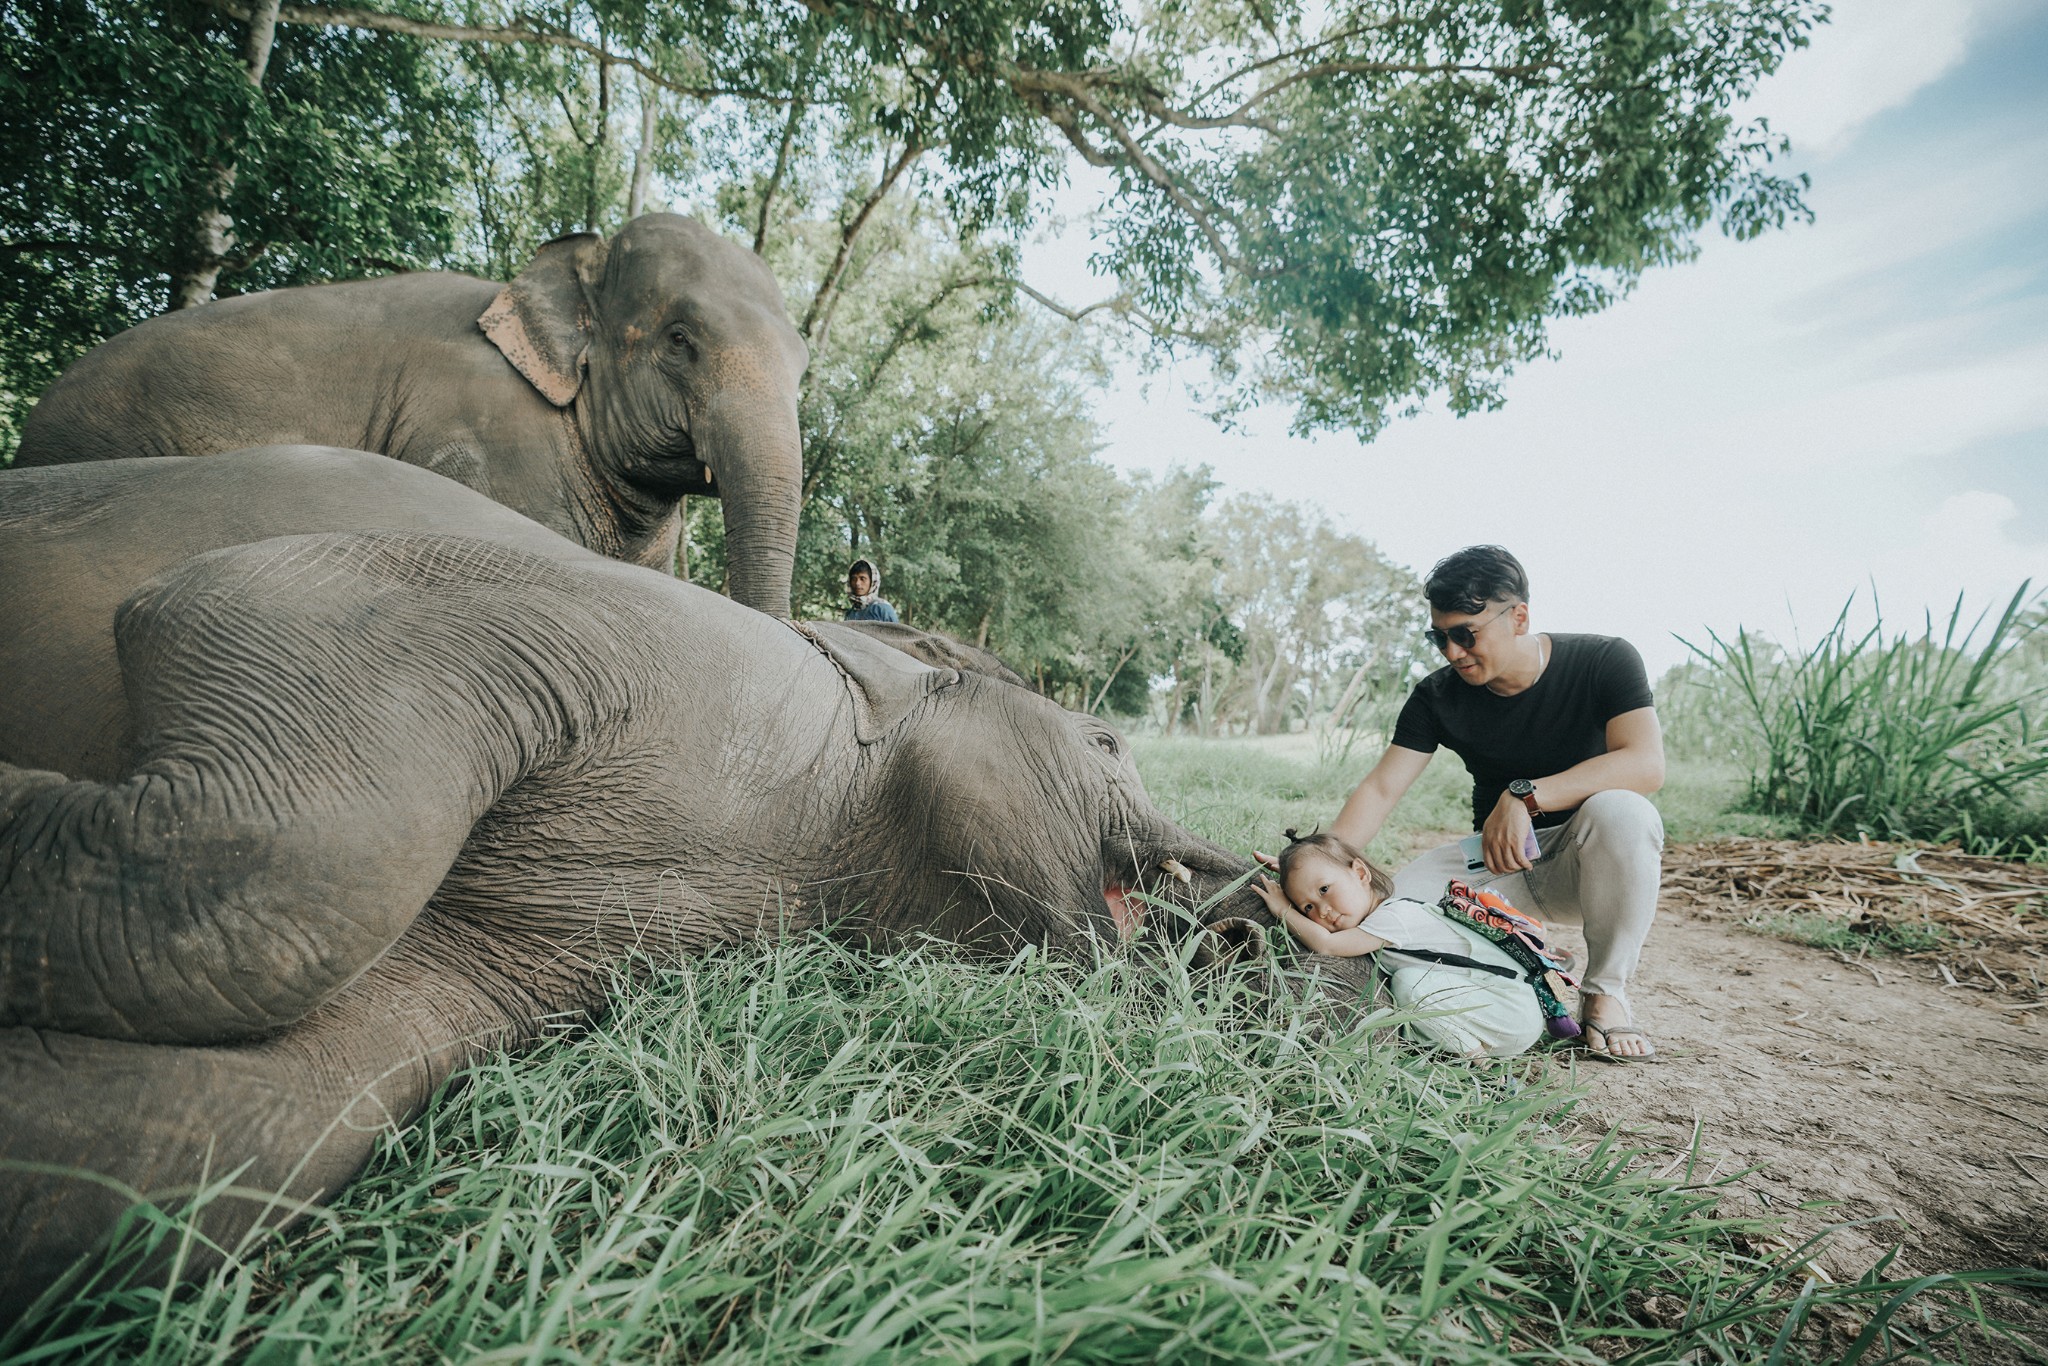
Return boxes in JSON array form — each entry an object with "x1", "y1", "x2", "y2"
[
  {"x1": 13, "y1": 214, "x2": 806, "y2": 615},
  {"x1": 0, "y1": 448, "x2": 1317, "y2": 1321}
]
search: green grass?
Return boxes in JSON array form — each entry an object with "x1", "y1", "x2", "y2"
[
  {"x1": 1133, "y1": 734, "x2": 1478, "y2": 864},
  {"x1": 1743, "y1": 911, "x2": 1952, "y2": 957},
  {"x1": 6, "y1": 744, "x2": 2043, "y2": 1363},
  {"x1": 1682, "y1": 586, "x2": 2048, "y2": 853},
  {"x1": 1134, "y1": 737, "x2": 1790, "y2": 851}
]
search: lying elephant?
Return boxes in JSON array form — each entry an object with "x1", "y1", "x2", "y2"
[
  {"x1": 831, "y1": 618, "x2": 1033, "y2": 689},
  {"x1": 14, "y1": 214, "x2": 805, "y2": 616},
  {"x1": 0, "y1": 447, "x2": 1326, "y2": 1320}
]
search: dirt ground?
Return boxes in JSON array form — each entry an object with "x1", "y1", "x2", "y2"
[{"x1": 1539, "y1": 845, "x2": 2048, "y2": 1315}]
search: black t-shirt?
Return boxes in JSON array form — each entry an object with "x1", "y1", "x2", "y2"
[{"x1": 1390, "y1": 633, "x2": 1655, "y2": 830}]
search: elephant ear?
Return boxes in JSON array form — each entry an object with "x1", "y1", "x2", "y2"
[
  {"x1": 800, "y1": 621, "x2": 960, "y2": 745},
  {"x1": 479, "y1": 232, "x2": 610, "y2": 407}
]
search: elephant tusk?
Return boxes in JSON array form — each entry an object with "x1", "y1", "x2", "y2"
[
  {"x1": 703, "y1": 466, "x2": 714, "y2": 485},
  {"x1": 1158, "y1": 857, "x2": 1193, "y2": 885}
]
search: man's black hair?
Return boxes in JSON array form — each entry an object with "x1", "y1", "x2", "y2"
[{"x1": 1424, "y1": 545, "x2": 1528, "y2": 615}]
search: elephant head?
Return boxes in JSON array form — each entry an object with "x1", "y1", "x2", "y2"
[
  {"x1": 480, "y1": 214, "x2": 807, "y2": 616},
  {"x1": 792, "y1": 622, "x2": 1270, "y2": 956}
]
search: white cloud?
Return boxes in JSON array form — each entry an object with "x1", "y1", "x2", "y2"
[
  {"x1": 1899, "y1": 490, "x2": 2048, "y2": 605},
  {"x1": 1735, "y1": 0, "x2": 1996, "y2": 156}
]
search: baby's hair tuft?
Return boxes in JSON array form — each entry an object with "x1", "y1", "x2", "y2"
[{"x1": 1274, "y1": 827, "x2": 1395, "y2": 905}]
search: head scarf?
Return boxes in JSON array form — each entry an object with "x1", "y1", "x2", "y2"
[{"x1": 847, "y1": 557, "x2": 881, "y2": 609}]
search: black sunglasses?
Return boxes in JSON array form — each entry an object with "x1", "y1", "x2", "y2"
[{"x1": 1424, "y1": 601, "x2": 1516, "y2": 652}]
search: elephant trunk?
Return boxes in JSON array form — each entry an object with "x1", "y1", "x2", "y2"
[
  {"x1": 696, "y1": 392, "x2": 801, "y2": 619},
  {"x1": 1101, "y1": 811, "x2": 1272, "y2": 939}
]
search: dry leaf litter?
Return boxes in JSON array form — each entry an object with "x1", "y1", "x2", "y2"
[{"x1": 1663, "y1": 838, "x2": 2048, "y2": 1005}]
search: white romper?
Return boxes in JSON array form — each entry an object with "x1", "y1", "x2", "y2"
[{"x1": 1358, "y1": 896, "x2": 1545, "y2": 1057}]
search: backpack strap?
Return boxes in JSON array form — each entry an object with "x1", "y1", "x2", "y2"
[{"x1": 1387, "y1": 948, "x2": 1519, "y2": 979}]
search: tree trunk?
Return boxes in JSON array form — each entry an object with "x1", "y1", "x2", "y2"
[
  {"x1": 1087, "y1": 643, "x2": 1140, "y2": 716},
  {"x1": 628, "y1": 71, "x2": 657, "y2": 218},
  {"x1": 586, "y1": 52, "x2": 611, "y2": 232},
  {"x1": 1250, "y1": 648, "x2": 1288, "y2": 735},
  {"x1": 170, "y1": 0, "x2": 281, "y2": 310},
  {"x1": 753, "y1": 42, "x2": 814, "y2": 254},
  {"x1": 673, "y1": 495, "x2": 690, "y2": 580}
]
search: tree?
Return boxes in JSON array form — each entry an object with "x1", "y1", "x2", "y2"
[
  {"x1": 133, "y1": 0, "x2": 1820, "y2": 440},
  {"x1": 1206, "y1": 495, "x2": 1422, "y2": 735},
  {"x1": 0, "y1": 0, "x2": 486, "y2": 454}
]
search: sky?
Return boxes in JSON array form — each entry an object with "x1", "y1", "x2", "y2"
[{"x1": 1022, "y1": 0, "x2": 2048, "y2": 678}]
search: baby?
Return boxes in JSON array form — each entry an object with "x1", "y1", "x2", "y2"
[{"x1": 1252, "y1": 829, "x2": 1545, "y2": 1057}]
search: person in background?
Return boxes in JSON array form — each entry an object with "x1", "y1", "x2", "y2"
[
  {"x1": 1296, "y1": 544, "x2": 1667, "y2": 1060},
  {"x1": 844, "y1": 557, "x2": 898, "y2": 622}
]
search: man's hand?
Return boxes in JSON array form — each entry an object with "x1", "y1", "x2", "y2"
[{"x1": 1481, "y1": 792, "x2": 1537, "y2": 874}]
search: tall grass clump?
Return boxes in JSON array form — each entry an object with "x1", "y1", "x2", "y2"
[
  {"x1": 1687, "y1": 585, "x2": 2048, "y2": 854},
  {"x1": 7, "y1": 935, "x2": 2041, "y2": 1364}
]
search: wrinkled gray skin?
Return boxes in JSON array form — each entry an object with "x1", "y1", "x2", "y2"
[
  {"x1": 15, "y1": 214, "x2": 806, "y2": 616},
  {"x1": 829, "y1": 619, "x2": 1032, "y2": 689},
  {"x1": 0, "y1": 448, "x2": 1358, "y2": 1322}
]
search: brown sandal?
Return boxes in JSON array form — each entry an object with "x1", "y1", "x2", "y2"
[{"x1": 1581, "y1": 1022, "x2": 1657, "y2": 1063}]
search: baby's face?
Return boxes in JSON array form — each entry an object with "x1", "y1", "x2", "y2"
[{"x1": 1283, "y1": 852, "x2": 1376, "y2": 932}]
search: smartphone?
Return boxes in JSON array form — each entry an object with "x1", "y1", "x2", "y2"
[{"x1": 1460, "y1": 829, "x2": 1541, "y2": 872}]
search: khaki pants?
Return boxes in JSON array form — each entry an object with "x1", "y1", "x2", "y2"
[{"x1": 1391, "y1": 789, "x2": 1664, "y2": 1008}]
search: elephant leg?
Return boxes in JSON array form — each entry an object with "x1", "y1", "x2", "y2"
[
  {"x1": 0, "y1": 757, "x2": 479, "y2": 1044},
  {"x1": 0, "y1": 921, "x2": 540, "y2": 1328},
  {"x1": 0, "y1": 531, "x2": 625, "y2": 1045}
]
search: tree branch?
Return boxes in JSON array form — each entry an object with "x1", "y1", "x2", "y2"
[
  {"x1": 1015, "y1": 72, "x2": 1277, "y2": 279},
  {"x1": 799, "y1": 139, "x2": 924, "y2": 351},
  {"x1": 754, "y1": 39, "x2": 817, "y2": 255},
  {"x1": 1088, "y1": 642, "x2": 1141, "y2": 715},
  {"x1": 1155, "y1": 56, "x2": 1558, "y2": 135},
  {"x1": 944, "y1": 275, "x2": 1124, "y2": 324},
  {"x1": 196, "y1": 0, "x2": 774, "y2": 103},
  {"x1": 1179, "y1": 14, "x2": 1414, "y2": 111},
  {"x1": 3, "y1": 239, "x2": 132, "y2": 257}
]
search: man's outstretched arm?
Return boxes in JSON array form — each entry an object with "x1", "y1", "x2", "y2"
[{"x1": 1331, "y1": 744, "x2": 1434, "y2": 851}]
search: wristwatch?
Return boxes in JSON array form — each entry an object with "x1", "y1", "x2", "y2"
[{"x1": 1507, "y1": 778, "x2": 1541, "y2": 817}]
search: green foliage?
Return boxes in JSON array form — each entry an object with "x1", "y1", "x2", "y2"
[
  {"x1": 1198, "y1": 496, "x2": 1426, "y2": 736},
  {"x1": 0, "y1": 0, "x2": 484, "y2": 457},
  {"x1": 2, "y1": 0, "x2": 1825, "y2": 465},
  {"x1": 1088, "y1": 0, "x2": 1823, "y2": 434},
  {"x1": 1683, "y1": 586, "x2": 2048, "y2": 850},
  {"x1": 10, "y1": 932, "x2": 2040, "y2": 1362},
  {"x1": 1656, "y1": 656, "x2": 1771, "y2": 765}
]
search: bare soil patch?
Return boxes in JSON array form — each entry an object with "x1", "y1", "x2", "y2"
[{"x1": 1543, "y1": 839, "x2": 2047, "y2": 1324}]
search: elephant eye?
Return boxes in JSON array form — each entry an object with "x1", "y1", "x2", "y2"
[
  {"x1": 668, "y1": 328, "x2": 697, "y2": 361},
  {"x1": 1092, "y1": 732, "x2": 1119, "y2": 755}
]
